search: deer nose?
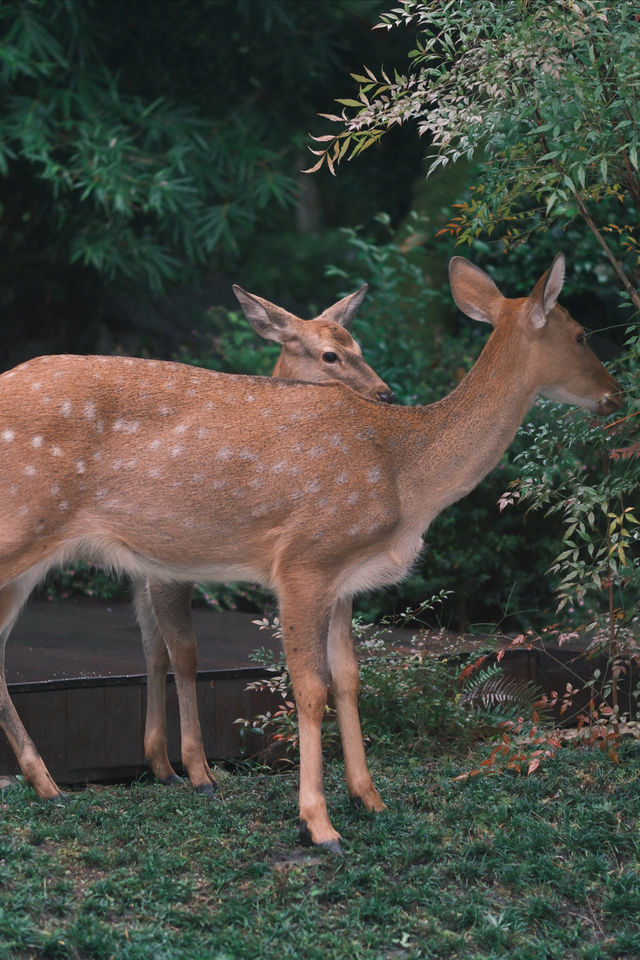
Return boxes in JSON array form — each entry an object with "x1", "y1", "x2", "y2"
[
  {"x1": 597, "y1": 393, "x2": 623, "y2": 416},
  {"x1": 377, "y1": 390, "x2": 396, "y2": 404}
]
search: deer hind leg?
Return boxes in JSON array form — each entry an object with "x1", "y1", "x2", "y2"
[
  {"x1": 328, "y1": 598, "x2": 386, "y2": 813},
  {"x1": 278, "y1": 585, "x2": 342, "y2": 852},
  {"x1": 146, "y1": 580, "x2": 217, "y2": 796},
  {"x1": 0, "y1": 573, "x2": 64, "y2": 800},
  {"x1": 134, "y1": 579, "x2": 189, "y2": 786}
]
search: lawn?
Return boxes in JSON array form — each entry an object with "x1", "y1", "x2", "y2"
[{"x1": 1, "y1": 740, "x2": 639, "y2": 960}]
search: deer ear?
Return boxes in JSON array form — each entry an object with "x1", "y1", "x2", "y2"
[
  {"x1": 528, "y1": 254, "x2": 566, "y2": 329},
  {"x1": 233, "y1": 285, "x2": 300, "y2": 343},
  {"x1": 448, "y1": 258, "x2": 505, "y2": 326},
  {"x1": 317, "y1": 284, "x2": 368, "y2": 329}
]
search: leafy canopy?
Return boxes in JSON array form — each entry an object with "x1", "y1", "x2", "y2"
[
  {"x1": 309, "y1": 0, "x2": 640, "y2": 310},
  {"x1": 0, "y1": 0, "x2": 297, "y2": 293}
]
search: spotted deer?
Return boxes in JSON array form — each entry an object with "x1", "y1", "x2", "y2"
[
  {"x1": 0, "y1": 254, "x2": 622, "y2": 851},
  {"x1": 138, "y1": 283, "x2": 394, "y2": 797}
]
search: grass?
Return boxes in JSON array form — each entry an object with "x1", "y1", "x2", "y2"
[{"x1": 1, "y1": 741, "x2": 639, "y2": 960}]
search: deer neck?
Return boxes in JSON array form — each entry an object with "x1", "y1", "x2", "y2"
[{"x1": 401, "y1": 325, "x2": 537, "y2": 526}]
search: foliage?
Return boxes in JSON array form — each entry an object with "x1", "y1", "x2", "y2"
[
  {"x1": 37, "y1": 562, "x2": 124, "y2": 602},
  {"x1": 309, "y1": 0, "x2": 640, "y2": 310},
  {"x1": 0, "y1": 0, "x2": 298, "y2": 294},
  {"x1": 0, "y1": 0, "x2": 424, "y2": 367},
  {"x1": 235, "y1": 602, "x2": 569, "y2": 772}
]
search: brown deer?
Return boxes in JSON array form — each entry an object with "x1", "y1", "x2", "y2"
[
  {"x1": 0, "y1": 254, "x2": 621, "y2": 852},
  {"x1": 138, "y1": 283, "x2": 394, "y2": 795}
]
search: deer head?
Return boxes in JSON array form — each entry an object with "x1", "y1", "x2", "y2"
[{"x1": 233, "y1": 284, "x2": 395, "y2": 403}]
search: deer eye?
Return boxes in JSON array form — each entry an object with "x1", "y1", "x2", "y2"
[
  {"x1": 322, "y1": 351, "x2": 339, "y2": 364},
  {"x1": 577, "y1": 330, "x2": 590, "y2": 345}
]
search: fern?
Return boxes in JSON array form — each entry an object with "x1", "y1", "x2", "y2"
[{"x1": 460, "y1": 662, "x2": 547, "y2": 725}]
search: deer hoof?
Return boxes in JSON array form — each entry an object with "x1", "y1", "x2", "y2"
[
  {"x1": 194, "y1": 781, "x2": 218, "y2": 798},
  {"x1": 44, "y1": 791, "x2": 68, "y2": 804},
  {"x1": 299, "y1": 821, "x2": 344, "y2": 855},
  {"x1": 320, "y1": 839, "x2": 344, "y2": 855},
  {"x1": 159, "y1": 773, "x2": 185, "y2": 787}
]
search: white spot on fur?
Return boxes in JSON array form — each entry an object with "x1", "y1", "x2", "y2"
[
  {"x1": 308, "y1": 446, "x2": 323, "y2": 459},
  {"x1": 347, "y1": 491, "x2": 360, "y2": 505},
  {"x1": 84, "y1": 401, "x2": 96, "y2": 420},
  {"x1": 173, "y1": 424, "x2": 188, "y2": 435},
  {"x1": 31, "y1": 436, "x2": 43, "y2": 448},
  {"x1": 113, "y1": 418, "x2": 140, "y2": 434},
  {"x1": 76, "y1": 460, "x2": 86, "y2": 474},
  {"x1": 217, "y1": 447, "x2": 233, "y2": 461},
  {"x1": 24, "y1": 465, "x2": 36, "y2": 476},
  {"x1": 2, "y1": 430, "x2": 15, "y2": 442},
  {"x1": 149, "y1": 439, "x2": 162, "y2": 450},
  {"x1": 368, "y1": 466, "x2": 382, "y2": 483},
  {"x1": 51, "y1": 446, "x2": 63, "y2": 457},
  {"x1": 307, "y1": 479, "x2": 322, "y2": 494},
  {"x1": 60, "y1": 401, "x2": 72, "y2": 417},
  {"x1": 170, "y1": 445, "x2": 184, "y2": 458},
  {"x1": 348, "y1": 524, "x2": 362, "y2": 537},
  {"x1": 50, "y1": 483, "x2": 60, "y2": 495},
  {"x1": 149, "y1": 468, "x2": 162, "y2": 479},
  {"x1": 196, "y1": 427, "x2": 210, "y2": 439},
  {"x1": 58, "y1": 500, "x2": 69, "y2": 511},
  {"x1": 336, "y1": 472, "x2": 348, "y2": 485},
  {"x1": 271, "y1": 460, "x2": 287, "y2": 475}
]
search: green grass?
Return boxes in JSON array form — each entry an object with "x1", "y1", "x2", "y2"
[{"x1": 1, "y1": 743, "x2": 639, "y2": 960}]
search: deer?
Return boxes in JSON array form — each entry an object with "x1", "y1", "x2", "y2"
[
  {"x1": 137, "y1": 283, "x2": 394, "y2": 796},
  {"x1": 0, "y1": 253, "x2": 622, "y2": 852}
]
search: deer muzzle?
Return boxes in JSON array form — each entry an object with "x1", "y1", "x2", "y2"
[{"x1": 597, "y1": 393, "x2": 623, "y2": 417}]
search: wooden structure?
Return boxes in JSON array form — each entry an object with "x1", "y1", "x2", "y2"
[{"x1": 1, "y1": 599, "x2": 281, "y2": 784}]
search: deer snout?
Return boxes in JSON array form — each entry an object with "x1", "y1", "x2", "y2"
[
  {"x1": 377, "y1": 390, "x2": 396, "y2": 404},
  {"x1": 597, "y1": 393, "x2": 623, "y2": 417}
]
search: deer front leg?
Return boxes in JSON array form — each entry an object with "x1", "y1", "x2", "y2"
[
  {"x1": 328, "y1": 597, "x2": 386, "y2": 813},
  {"x1": 146, "y1": 581, "x2": 217, "y2": 796},
  {"x1": 278, "y1": 591, "x2": 342, "y2": 852}
]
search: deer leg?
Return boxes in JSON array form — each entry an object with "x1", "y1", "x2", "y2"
[
  {"x1": 278, "y1": 588, "x2": 342, "y2": 852},
  {"x1": 146, "y1": 581, "x2": 217, "y2": 796},
  {"x1": 134, "y1": 579, "x2": 188, "y2": 786},
  {"x1": 0, "y1": 575, "x2": 64, "y2": 800},
  {"x1": 328, "y1": 598, "x2": 386, "y2": 813}
]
